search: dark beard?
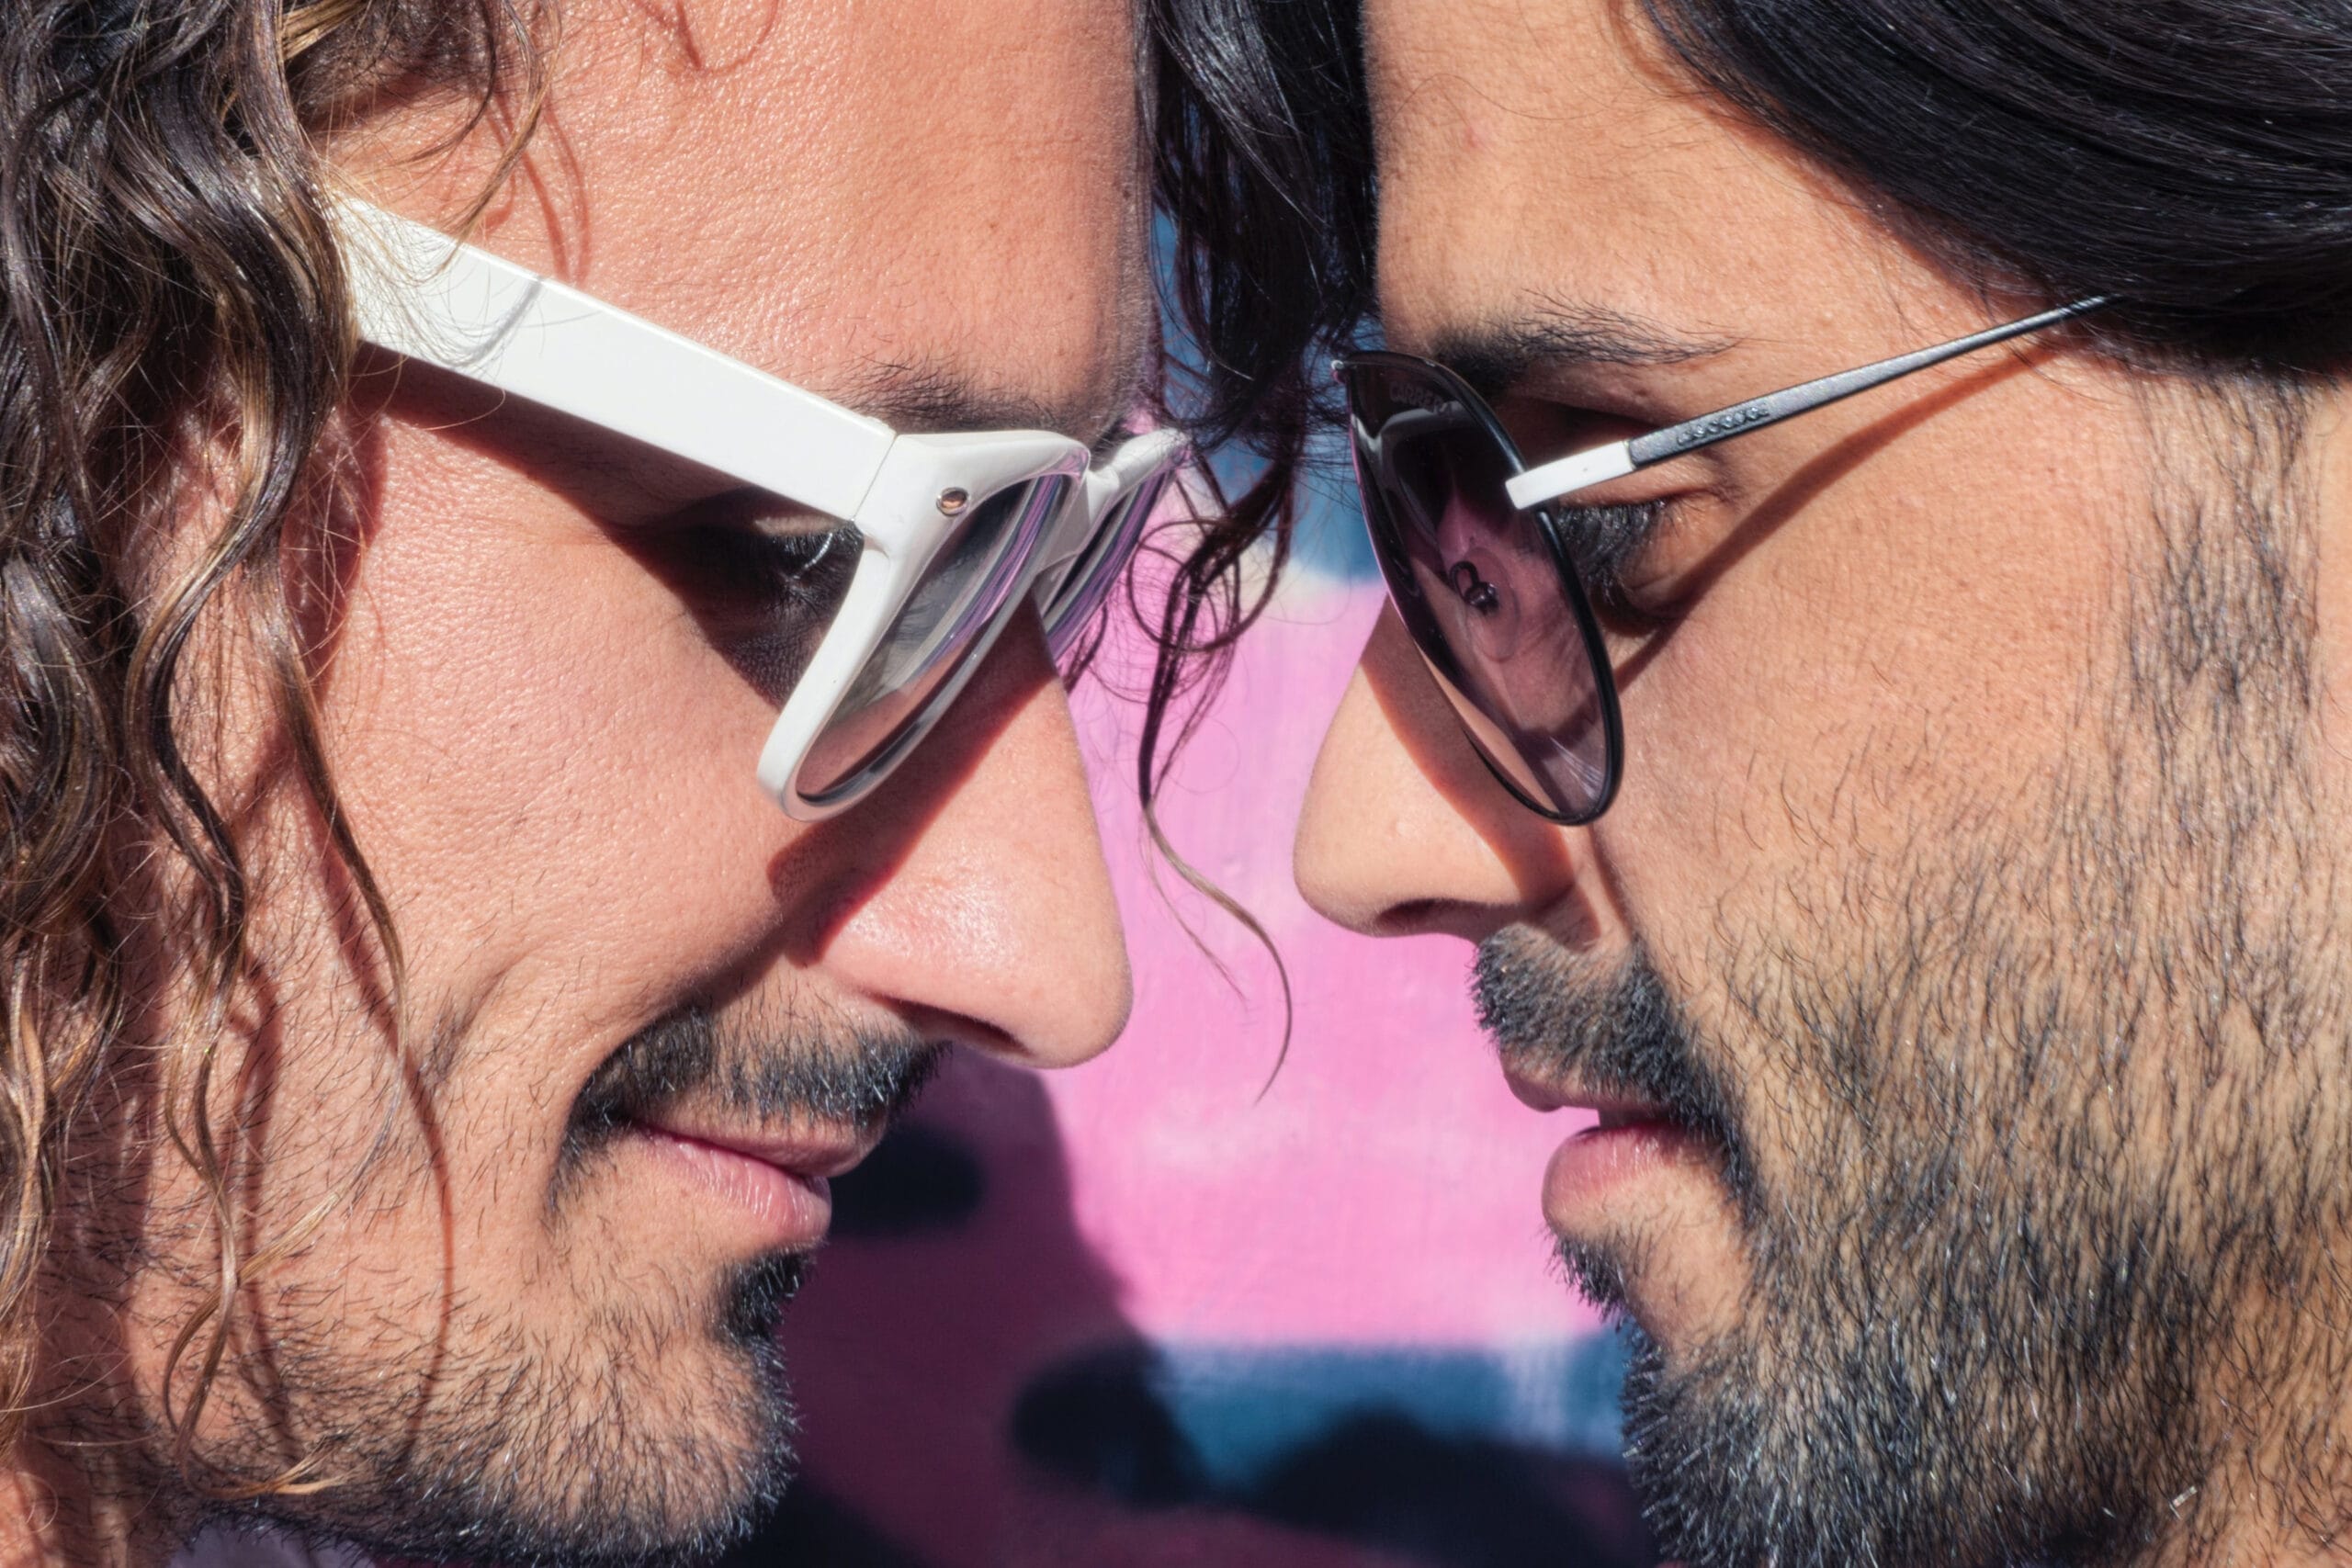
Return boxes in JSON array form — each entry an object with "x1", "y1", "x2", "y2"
[
  {"x1": 1487, "y1": 931, "x2": 2241, "y2": 1568},
  {"x1": 213, "y1": 1006, "x2": 944, "y2": 1568},
  {"x1": 1476, "y1": 387, "x2": 2351, "y2": 1568},
  {"x1": 1476, "y1": 943, "x2": 1757, "y2": 1230}
]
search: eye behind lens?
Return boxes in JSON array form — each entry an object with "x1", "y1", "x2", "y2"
[
  {"x1": 1346, "y1": 357, "x2": 1621, "y2": 823},
  {"x1": 795, "y1": 472, "x2": 1069, "y2": 803},
  {"x1": 623, "y1": 491, "x2": 864, "y2": 706}
]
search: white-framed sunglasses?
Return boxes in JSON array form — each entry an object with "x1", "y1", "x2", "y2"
[{"x1": 335, "y1": 199, "x2": 1187, "y2": 820}]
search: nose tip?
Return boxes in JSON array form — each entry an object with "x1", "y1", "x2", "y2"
[
  {"x1": 1293, "y1": 735, "x2": 1402, "y2": 936},
  {"x1": 889, "y1": 856, "x2": 1134, "y2": 1068},
  {"x1": 1295, "y1": 609, "x2": 1581, "y2": 944},
  {"x1": 812, "y1": 615, "x2": 1132, "y2": 1072},
  {"x1": 1038, "y1": 946, "x2": 1134, "y2": 1068}
]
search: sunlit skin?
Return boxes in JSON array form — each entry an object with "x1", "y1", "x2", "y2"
[
  {"x1": 1, "y1": 1, "x2": 1147, "y2": 1562},
  {"x1": 1296, "y1": 1, "x2": 2352, "y2": 1561}
]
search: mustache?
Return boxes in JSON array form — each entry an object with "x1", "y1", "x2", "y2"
[
  {"x1": 1473, "y1": 928, "x2": 1758, "y2": 1219},
  {"x1": 565, "y1": 1003, "x2": 947, "y2": 1160}
]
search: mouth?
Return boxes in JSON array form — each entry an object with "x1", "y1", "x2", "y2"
[
  {"x1": 621, "y1": 1115, "x2": 885, "y2": 1250},
  {"x1": 1506, "y1": 1068, "x2": 1727, "y2": 1241},
  {"x1": 561, "y1": 1003, "x2": 948, "y2": 1252}
]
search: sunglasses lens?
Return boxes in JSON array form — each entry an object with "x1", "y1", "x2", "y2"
[
  {"x1": 1340, "y1": 361, "x2": 1616, "y2": 821},
  {"x1": 1042, "y1": 465, "x2": 1175, "y2": 660},
  {"x1": 798, "y1": 474, "x2": 1071, "y2": 801}
]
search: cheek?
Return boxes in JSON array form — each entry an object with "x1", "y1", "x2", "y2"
[
  {"x1": 315, "y1": 436, "x2": 802, "y2": 1020},
  {"x1": 184, "y1": 443, "x2": 802, "y2": 1353},
  {"x1": 1595, "y1": 430, "x2": 2135, "y2": 957}
]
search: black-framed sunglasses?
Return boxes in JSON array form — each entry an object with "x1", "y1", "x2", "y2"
[{"x1": 1334, "y1": 298, "x2": 2106, "y2": 824}]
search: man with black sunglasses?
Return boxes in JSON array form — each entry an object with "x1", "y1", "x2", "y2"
[
  {"x1": 0, "y1": 0, "x2": 1243, "y2": 1564},
  {"x1": 1166, "y1": 0, "x2": 2352, "y2": 1564}
]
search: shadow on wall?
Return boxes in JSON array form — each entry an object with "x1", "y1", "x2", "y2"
[{"x1": 725, "y1": 1055, "x2": 1654, "y2": 1568}]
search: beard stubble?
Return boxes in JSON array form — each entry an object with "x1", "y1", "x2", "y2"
[
  {"x1": 198, "y1": 1002, "x2": 944, "y2": 1568},
  {"x1": 1476, "y1": 383, "x2": 2352, "y2": 1568}
]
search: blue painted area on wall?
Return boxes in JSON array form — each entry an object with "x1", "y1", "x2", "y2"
[
  {"x1": 1154, "y1": 211, "x2": 1381, "y2": 585},
  {"x1": 1283, "y1": 453, "x2": 1380, "y2": 582},
  {"x1": 1000, "y1": 1330, "x2": 1655, "y2": 1568},
  {"x1": 1148, "y1": 1333, "x2": 1634, "y2": 1491}
]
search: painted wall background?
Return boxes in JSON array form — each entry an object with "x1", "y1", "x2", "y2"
[{"x1": 730, "y1": 479, "x2": 1649, "y2": 1567}]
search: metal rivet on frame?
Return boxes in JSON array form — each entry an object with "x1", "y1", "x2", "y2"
[{"x1": 936, "y1": 487, "x2": 970, "y2": 516}]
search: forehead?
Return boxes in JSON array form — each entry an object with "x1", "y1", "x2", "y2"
[
  {"x1": 389, "y1": 0, "x2": 1148, "y2": 432},
  {"x1": 1363, "y1": 0, "x2": 1892, "y2": 355}
]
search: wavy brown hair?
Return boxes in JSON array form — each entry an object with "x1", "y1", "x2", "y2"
[{"x1": 0, "y1": 0, "x2": 556, "y2": 1483}]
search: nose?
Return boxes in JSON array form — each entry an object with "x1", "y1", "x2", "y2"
[
  {"x1": 804, "y1": 616, "x2": 1131, "y2": 1067},
  {"x1": 1295, "y1": 607, "x2": 1584, "y2": 942}
]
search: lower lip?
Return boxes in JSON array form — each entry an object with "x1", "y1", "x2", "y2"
[
  {"x1": 628, "y1": 1126, "x2": 832, "y2": 1247},
  {"x1": 1543, "y1": 1117, "x2": 1708, "y2": 1233}
]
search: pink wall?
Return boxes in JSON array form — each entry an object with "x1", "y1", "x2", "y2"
[
  {"x1": 758, "y1": 559, "x2": 1649, "y2": 1567},
  {"x1": 1058, "y1": 578, "x2": 1606, "y2": 1348}
]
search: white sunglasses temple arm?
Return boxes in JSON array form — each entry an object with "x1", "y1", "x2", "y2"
[
  {"x1": 1504, "y1": 296, "x2": 2108, "y2": 512},
  {"x1": 336, "y1": 197, "x2": 899, "y2": 521}
]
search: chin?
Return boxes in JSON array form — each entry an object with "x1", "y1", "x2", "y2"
[{"x1": 216, "y1": 1247, "x2": 812, "y2": 1568}]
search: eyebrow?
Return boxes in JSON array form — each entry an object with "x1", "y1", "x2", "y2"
[
  {"x1": 1427, "y1": 299, "x2": 1737, "y2": 401},
  {"x1": 499, "y1": 350, "x2": 1145, "y2": 528},
  {"x1": 849, "y1": 356, "x2": 1142, "y2": 449}
]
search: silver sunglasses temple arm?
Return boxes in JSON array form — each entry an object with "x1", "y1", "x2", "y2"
[{"x1": 1506, "y1": 296, "x2": 2108, "y2": 512}]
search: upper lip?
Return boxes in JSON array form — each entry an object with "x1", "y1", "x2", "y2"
[
  {"x1": 630, "y1": 1114, "x2": 883, "y2": 1180},
  {"x1": 1502, "y1": 1065, "x2": 1672, "y2": 1124}
]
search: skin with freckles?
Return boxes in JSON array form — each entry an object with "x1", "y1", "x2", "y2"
[
  {"x1": 1296, "y1": 3, "x2": 2352, "y2": 1566},
  {"x1": 3, "y1": 1, "x2": 1147, "y2": 1563}
]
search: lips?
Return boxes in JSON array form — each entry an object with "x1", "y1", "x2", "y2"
[
  {"x1": 1544, "y1": 1105, "x2": 1709, "y2": 1213},
  {"x1": 635, "y1": 1116, "x2": 881, "y2": 1180},
  {"x1": 1504, "y1": 1066, "x2": 1724, "y2": 1238},
  {"x1": 1504, "y1": 1063, "x2": 1672, "y2": 1124},
  {"x1": 624, "y1": 1115, "x2": 882, "y2": 1249}
]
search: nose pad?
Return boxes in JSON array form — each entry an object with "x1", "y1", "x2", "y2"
[{"x1": 1444, "y1": 547, "x2": 1523, "y2": 660}]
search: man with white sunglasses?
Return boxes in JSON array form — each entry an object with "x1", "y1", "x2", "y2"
[{"x1": 0, "y1": 0, "x2": 1227, "y2": 1562}]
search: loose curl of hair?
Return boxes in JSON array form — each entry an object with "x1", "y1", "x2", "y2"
[
  {"x1": 1, "y1": 0, "x2": 552, "y2": 1485},
  {"x1": 1082, "y1": 0, "x2": 1373, "y2": 1061},
  {"x1": 1132, "y1": 0, "x2": 1371, "y2": 792}
]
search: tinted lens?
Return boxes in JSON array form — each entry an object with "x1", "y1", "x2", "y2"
[
  {"x1": 799, "y1": 474, "x2": 1070, "y2": 800},
  {"x1": 1341, "y1": 360, "x2": 1617, "y2": 820},
  {"x1": 1042, "y1": 466, "x2": 1173, "y2": 660}
]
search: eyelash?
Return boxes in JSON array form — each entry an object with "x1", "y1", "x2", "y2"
[
  {"x1": 662, "y1": 516, "x2": 863, "y2": 704},
  {"x1": 1091, "y1": 420, "x2": 1136, "y2": 461},
  {"x1": 741, "y1": 523, "x2": 858, "y2": 606},
  {"x1": 664, "y1": 494, "x2": 861, "y2": 608},
  {"x1": 1546, "y1": 497, "x2": 1670, "y2": 613}
]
